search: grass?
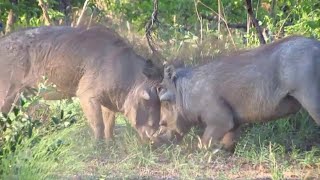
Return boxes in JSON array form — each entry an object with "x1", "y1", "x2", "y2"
[{"x1": 1, "y1": 99, "x2": 319, "y2": 180}]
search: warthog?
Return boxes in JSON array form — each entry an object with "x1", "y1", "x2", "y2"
[
  {"x1": 155, "y1": 36, "x2": 320, "y2": 150},
  {"x1": 0, "y1": 25, "x2": 163, "y2": 142}
]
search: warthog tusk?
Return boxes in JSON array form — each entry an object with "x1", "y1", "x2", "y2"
[
  {"x1": 159, "y1": 127, "x2": 164, "y2": 133},
  {"x1": 212, "y1": 148, "x2": 221, "y2": 154},
  {"x1": 152, "y1": 127, "x2": 164, "y2": 138},
  {"x1": 158, "y1": 126, "x2": 164, "y2": 135},
  {"x1": 153, "y1": 130, "x2": 160, "y2": 137},
  {"x1": 146, "y1": 131, "x2": 152, "y2": 139}
]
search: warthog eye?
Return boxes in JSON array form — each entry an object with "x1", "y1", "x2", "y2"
[{"x1": 159, "y1": 120, "x2": 167, "y2": 126}]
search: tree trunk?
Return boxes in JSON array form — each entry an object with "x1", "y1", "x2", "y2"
[
  {"x1": 5, "y1": 0, "x2": 18, "y2": 34},
  {"x1": 59, "y1": 0, "x2": 72, "y2": 25},
  {"x1": 38, "y1": 0, "x2": 52, "y2": 25},
  {"x1": 245, "y1": 0, "x2": 266, "y2": 45},
  {"x1": 246, "y1": 14, "x2": 250, "y2": 45},
  {"x1": 0, "y1": 9, "x2": 2, "y2": 34},
  {"x1": 270, "y1": 0, "x2": 277, "y2": 19},
  {"x1": 217, "y1": 0, "x2": 221, "y2": 33}
]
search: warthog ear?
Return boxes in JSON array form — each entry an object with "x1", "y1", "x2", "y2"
[
  {"x1": 140, "y1": 90, "x2": 151, "y2": 100},
  {"x1": 143, "y1": 59, "x2": 163, "y2": 80}
]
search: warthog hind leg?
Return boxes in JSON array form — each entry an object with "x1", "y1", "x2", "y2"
[{"x1": 292, "y1": 85, "x2": 320, "y2": 125}]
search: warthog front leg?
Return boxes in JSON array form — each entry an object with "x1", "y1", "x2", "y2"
[
  {"x1": 220, "y1": 127, "x2": 242, "y2": 152},
  {"x1": 0, "y1": 84, "x2": 21, "y2": 114},
  {"x1": 200, "y1": 100, "x2": 235, "y2": 150},
  {"x1": 77, "y1": 74, "x2": 106, "y2": 140},
  {"x1": 101, "y1": 106, "x2": 115, "y2": 140},
  {"x1": 79, "y1": 96, "x2": 105, "y2": 140},
  {"x1": 201, "y1": 124, "x2": 235, "y2": 150},
  {"x1": 0, "y1": 93, "x2": 19, "y2": 113}
]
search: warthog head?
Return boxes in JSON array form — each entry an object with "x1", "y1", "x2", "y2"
[
  {"x1": 127, "y1": 59, "x2": 164, "y2": 142},
  {"x1": 124, "y1": 82, "x2": 161, "y2": 142},
  {"x1": 152, "y1": 64, "x2": 189, "y2": 145}
]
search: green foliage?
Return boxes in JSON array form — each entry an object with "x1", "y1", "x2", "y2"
[
  {"x1": 0, "y1": 94, "x2": 41, "y2": 155},
  {"x1": 0, "y1": 123, "x2": 85, "y2": 179},
  {"x1": 0, "y1": 0, "x2": 86, "y2": 30},
  {"x1": 235, "y1": 110, "x2": 320, "y2": 169},
  {"x1": 98, "y1": 0, "x2": 320, "y2": 52},
  {"x1": 0, "y1": 89, "x2": 80, "y2": 178},
  {"x1": 1, "y1": 0, "x2": 319, "y2": 46}
]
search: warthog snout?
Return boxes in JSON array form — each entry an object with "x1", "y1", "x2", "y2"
[
  {"x1": 148, "y1": 126, "x2": 184, "y2": 147},
  {"x1": 136, "y1": 126, "x2": 158, "y2": 143}
]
